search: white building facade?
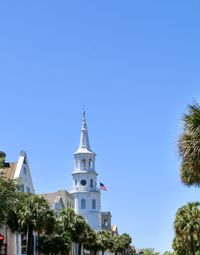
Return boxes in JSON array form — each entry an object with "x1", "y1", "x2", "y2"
[
  {"x1": 70, "y1": 112, "x2": 101, "y2": 230},
  {"x1": 0, "y1": 150, "x2": 35, "y2": 255}
]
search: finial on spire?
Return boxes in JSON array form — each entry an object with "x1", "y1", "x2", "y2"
[
  {"x1": 79, "y1": 111, "x2": 91, "y2": 150},
  {"x1": 82, "y1": 111, "x2": 87, "y2": 130},
  {"x1": 83, "y1": 110, "x2": 86, "y2": 119}
]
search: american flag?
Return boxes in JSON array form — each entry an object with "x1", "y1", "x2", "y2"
[{"x1": 100, "y1": 182, "x2": 107, "y2": 191}]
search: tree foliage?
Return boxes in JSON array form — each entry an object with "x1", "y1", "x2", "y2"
[
  {"x1": 0, "y1": 177, "x2": 19, "y2": 228},
  {"x1": 0, "y1": 175, "x2": 134, "y2": 255},
  {"x1": 178, "y1": 102, "x2": 200, "y2": 186},
  {"x1": 8, "y1": 192, "x2": 55, "y2": 255},
  {"x1": 162, "y1": 252, "x2": 174, "y2": 255},
  {"x1": 112, "y1": 233, "x2": 132, "y2": 255},
  {"x1": 173, "y1": 202, "x2": 200, "y2": 255},
  {"x1": 141, "y1": 248, "x2": 160, "y2": 255},
  {"x1": 38, "y1": 229, "x2": 72, "y2": 255}
]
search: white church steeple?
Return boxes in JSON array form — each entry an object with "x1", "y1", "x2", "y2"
[{"x1": 70, "y1": 112, "x2": 101, "y2": 230}]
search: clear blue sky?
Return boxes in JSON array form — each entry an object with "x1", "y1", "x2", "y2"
[{"x1": 0, "y1": 1, "x2": 200, "y2": 253}]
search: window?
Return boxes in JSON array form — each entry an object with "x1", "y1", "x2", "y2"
[
  {"x1": 90, "y1": 179, "x2": 93, "y2": 187},
  {"x1": 81, "y1": 159, "x2": 86, "y2": 168},
  {"x1": 104, "y1": 220, "x2": 108, "y2": 227},
  {"x1": 16, "y1": 233, "x2": 19, "y2": 254},
  {"x1": 75, "y1": 180, "x2": 77, "y2": 186},
  {"x1": 19, "y1": 184, "x2": 25, "y2": 192},
  {"x1": 92, "y1": 199, "x2": 96, "y2": 209},
  {"x1": 89, "y1": 159, "x2": 93, "y2": 169},
  {"x1": 26, "y1": 187, "x2": 31, "y2": 193},
  {"x1": 21, "y1": 233, "x2": 27, "y2": 254},
  {"x1": 81, "y1": 199, "x2": 86, "y2": 209},
  {"x1": 23, "y1": 167, "x2": 27, "y2": 175}
]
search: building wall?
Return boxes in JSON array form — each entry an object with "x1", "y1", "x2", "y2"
[
  {"x1": 58, "y1": 190, "x2": 74, "y2": 209},
  {"x1": 73, "y1": 192, "x2": 101, "y2": 230}
]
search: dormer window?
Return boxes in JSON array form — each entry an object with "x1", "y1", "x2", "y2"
[{"x1": 23, "y1": 167, "x2": 27, "y2": 175}]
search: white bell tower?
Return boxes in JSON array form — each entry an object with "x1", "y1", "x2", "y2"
[{"x1": 70, "y1": 112, "x2": 101, "y2": 230}]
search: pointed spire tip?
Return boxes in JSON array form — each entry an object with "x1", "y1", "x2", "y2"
[{"x1": 83, "y1": 110, "x2": 86, "y2": 119}]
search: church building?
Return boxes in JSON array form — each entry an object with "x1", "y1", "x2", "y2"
[{"x1": 70, "y1": 112, "x2": 101, "y2": 230}]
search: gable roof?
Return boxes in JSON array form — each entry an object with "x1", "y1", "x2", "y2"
[
  {"x1": 40, "y1": 192, "x2": 65, "y2": 210},
  {"x1": 0, "y1": 151, "x2": 35, "y2": 194},
  {"x1": 41, "y1": 192, "x2": 60, "y2": 205}
]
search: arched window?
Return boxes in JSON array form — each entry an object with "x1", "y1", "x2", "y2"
[
  {"x1": 104, "y1": 220, "x2": 108, "y2": 226},
  {"x1": 89, "y1": 159, "x2": 93, "y2": 169},
  {"x1": 92, "y1": 199, "x2": 96, "y2": 209},
  {"x1": 81, "y1": 199, "x2": 86, "y2": 209},
  {"x1": 81, "y1": 159, "x2": 86, "y2": 168},
  {"x1": 90, "y1": 179, "x2": 93, "y2": 187}
]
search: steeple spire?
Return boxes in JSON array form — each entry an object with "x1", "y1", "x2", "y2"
[{"x1": 79, "y1": 111, "x2": 91, "y2": 150}]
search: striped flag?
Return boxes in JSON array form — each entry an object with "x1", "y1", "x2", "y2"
[{"x1": 100, "y1": 182, "x2": 107, "y2": 191}]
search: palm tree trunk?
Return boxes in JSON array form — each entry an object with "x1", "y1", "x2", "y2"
[{"x1": 27, "y1": 225, "x2": 34, "y2": 255}]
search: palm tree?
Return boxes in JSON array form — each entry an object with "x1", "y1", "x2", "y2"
[
  {"x1": 78, "y1": 224, "x2": 96, "y2": 255},
  {"x1": 112, "y1": 234, "x2": 132, "y2": 255},
  {"x1": 97, "y1": 230, "x2": 114, "y2": 255},
  {"x1": 84, "y1": 230, "x2": 101, "y2": 255},
  {"x1": 178, "y1": 102, "x2": 200, "y2": 186},
  {"x1": 173, "y1": 202, "x2": 200, "y2": 255},
  {"x1": 120, "y1": 233, "x2": 132, "y2": 255},
  {"x1": 8, "y1": 192, "x2": 55, "y2": 255},
  {"x1": 60, "y1": 208, "x2": 91, "y2": 255},
  {"x1": 38, "y1": 219, "x2": 72, "y2": 255},
  {"x1": 59, "y1": 208, "x2": 77, "y2": 233},
  {"x1": 73, "y1": 215, "x2": 90, "y2": 255}
]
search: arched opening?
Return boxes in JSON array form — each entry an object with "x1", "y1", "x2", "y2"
[
  {"x1": 92, "y1": 199, "x2": 96, "y2": 209},
  {"x1": 89, "y1": 159, "x2": 93, "y2": 169},
  {"x1": 90, "y1": 179, "x2": 93, "y2": 187},
  {"x1": 81, "y1": 199, "x2": 86, "y2": 209},
  {"x1": 81, "y1": 159, "x2": 86, "y2": 168}
]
